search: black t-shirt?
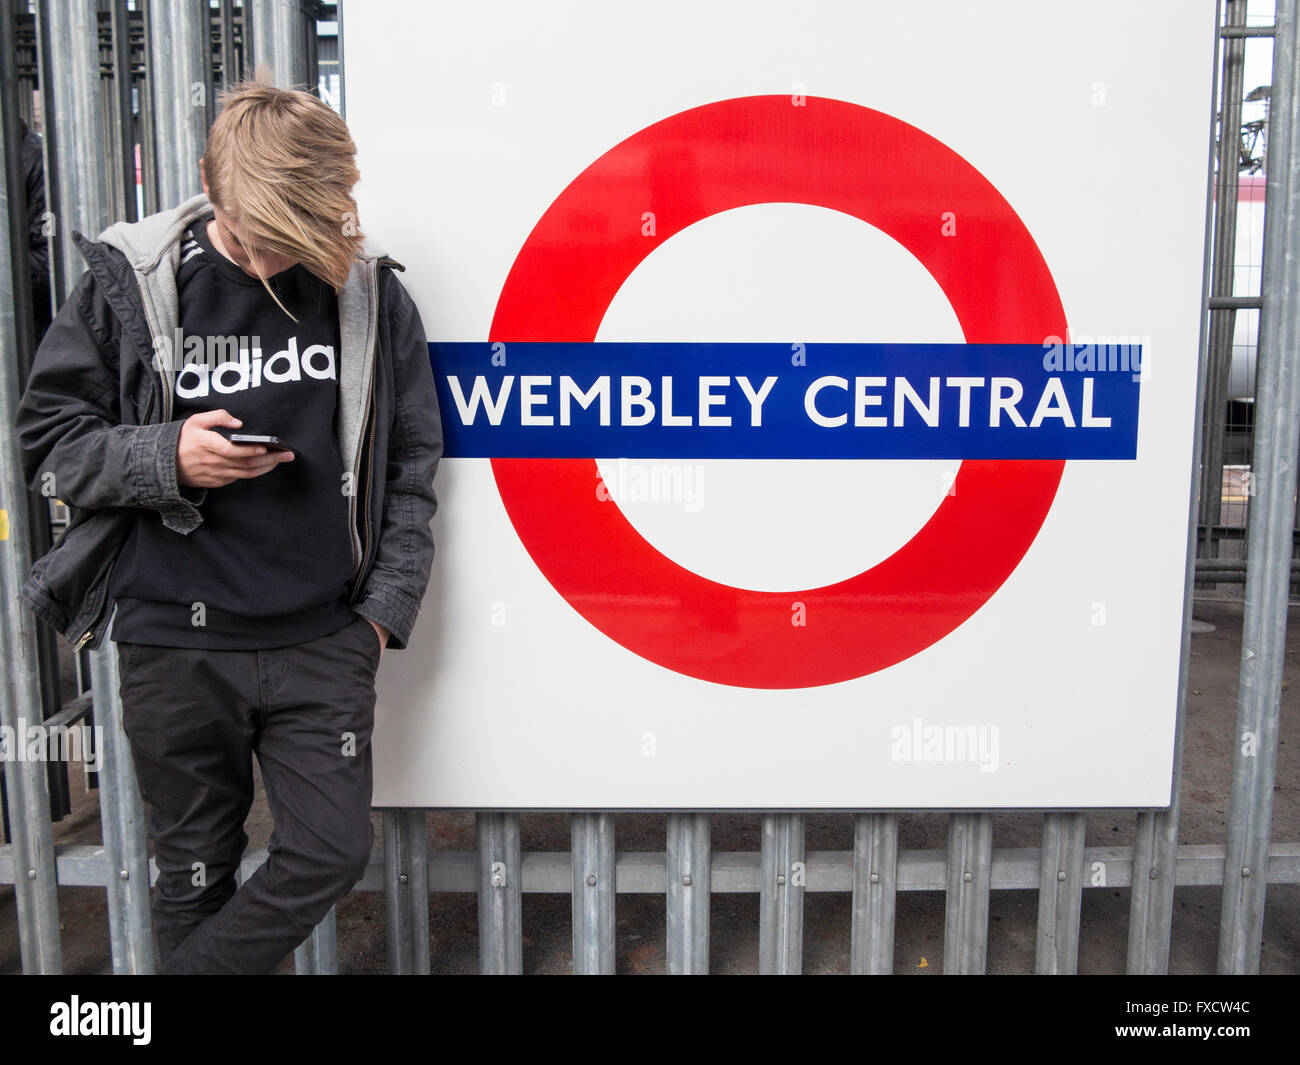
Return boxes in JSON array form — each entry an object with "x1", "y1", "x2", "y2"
[{"x1": 109, "y1": 218, "x2": 356, "y2": 649}]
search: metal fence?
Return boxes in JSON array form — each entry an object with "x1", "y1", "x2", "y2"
[{"x1": 0, "y1": 0, "x2": 1297, "y2": 975}]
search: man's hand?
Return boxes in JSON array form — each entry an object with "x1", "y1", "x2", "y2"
[
  {"x1": 366, "y1": 617, "x2": 389, "y2": 652},
  {"x1": 177, "y1": 409, "x2": 294, "y2": 488}
]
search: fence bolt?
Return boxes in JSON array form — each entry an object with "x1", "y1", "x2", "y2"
[
  {"x1": 26, "y1": 869, "x2": 35, "y2": 879},
  {"x1": 682, "y1": 875, "x2": 692, "y2": 887},
  {"x1": 776, "y1": 874, "x2": 786, "y2": 886},
  {"x1": 586, "y1": 874, "x2": 597, "y2": 887},
  {"x1": 1057, "y1": 870, "x2": 1066, "y2": 881},
  {"x1": 869, "y1": 873, "x2": 880, "y2": 884},
  {"x1": 1149, "y1": 867, "x2": 1160, "y2": 879},
  {"x1": 1242, "y1": 867, "x2": 1251, "y2": 878},
  {"x1": 963, "y1": 871, "x2": 973, "y2": 883},
  {"x1": 120, "y1": 870, "x2": 129, "y2": 881},
  {"x1": 399, "y1": 873, "x2": 408, "y2": 885}
]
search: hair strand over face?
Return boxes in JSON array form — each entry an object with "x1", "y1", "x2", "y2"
[{"x1": 201, "y1": 74, "x2": 365, "y2": 316}]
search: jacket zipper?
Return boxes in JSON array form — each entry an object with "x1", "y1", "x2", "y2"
[
  {"x1": 349, "y1": 390, "x2": 376, "y2": 605},
  {"x1": 74, "y1": 548, "x2": 125, "y2": 651},
  {"x1": 73, "y1": 541, "x2": 119, "y2": 651}
]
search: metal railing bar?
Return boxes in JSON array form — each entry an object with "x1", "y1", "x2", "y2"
[{"x1": 8, "y1": 839, "x2": 1300, "y2": 892}]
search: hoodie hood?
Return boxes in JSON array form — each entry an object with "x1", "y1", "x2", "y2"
[{"x1": 97, "y1": 193, "x2": 215, "y2": 273}]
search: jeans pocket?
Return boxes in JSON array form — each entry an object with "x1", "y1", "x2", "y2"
[
  {"x1": 354, "y1": 615, "x2": 383, "y2": 662},
  {"x1": 115, "y1": 639, "x2": 143, "y2": 675}
]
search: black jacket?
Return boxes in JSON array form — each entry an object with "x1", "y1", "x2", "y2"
[{"x1": 14, "y1": 193, "x2": 443, "y2": 652}]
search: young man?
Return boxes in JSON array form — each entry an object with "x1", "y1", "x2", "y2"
[{"x1": 14, "y1": 79, "x2": 442, "y2": 974}]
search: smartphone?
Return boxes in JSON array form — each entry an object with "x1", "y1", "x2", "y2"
[{"x1": 223, "y1": 431, "x2": 296, "y2": 456}]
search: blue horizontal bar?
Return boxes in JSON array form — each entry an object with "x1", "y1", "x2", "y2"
[{"x1": 429, "y1": 342, "x2": 1141, "y2": 460}]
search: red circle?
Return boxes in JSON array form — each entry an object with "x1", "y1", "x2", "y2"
[{"x1": 489, "y1": 95, "x2": 1066, "y2": 689}]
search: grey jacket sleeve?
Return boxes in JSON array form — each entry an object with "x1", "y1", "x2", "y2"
[
  {"x1": 14, "y1": 268, "x2": 207, "y2": 534},
  {"x1": 351, "y1": 274, "x2": 443, "y2": 651}
]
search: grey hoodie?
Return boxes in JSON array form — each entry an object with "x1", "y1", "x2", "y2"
[{"x1": 15, "y1": 192, "x2": 442, "y2": 652}]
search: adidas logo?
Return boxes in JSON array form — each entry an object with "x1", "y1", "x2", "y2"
[{"x1": 174, "y1": 337, "x2": 337, "y2": 398}]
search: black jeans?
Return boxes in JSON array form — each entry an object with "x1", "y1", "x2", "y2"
[{"x1": 114, "y1": 613, "x2": 382, "y2": 974}]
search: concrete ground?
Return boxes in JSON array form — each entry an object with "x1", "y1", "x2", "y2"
[{"x1": 2, "y1": 594, "x2": 1297, "y2": 974}]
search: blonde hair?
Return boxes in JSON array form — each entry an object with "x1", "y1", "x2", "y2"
[{"x1": 201, "y1": 69, "x2": 364, "y2": 320}]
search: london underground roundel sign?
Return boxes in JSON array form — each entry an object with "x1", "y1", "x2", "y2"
[{"x1": 487, "y1": 95, "x2": 1067, "y2": 690}]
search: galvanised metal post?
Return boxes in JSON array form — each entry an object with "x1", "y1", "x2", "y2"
[
  {"x1": 219, "y1": 0, "x2": 237, "y2": 92},
  {"x1": 1035, "y1": 812, "x2": 1086, "y2": 974},
  {"x1": 293, "y1": 907, "x2": 338, "y2": 974},
  {"x1": 147, "y1": 0, "x2": 207, "y2": 211},
  {"x1": 1127, "y1": 0, "x2": 1227, "y2": 975},
  {"x1": 1218, "y1": 0, "x2": 1300, "y2": 975},
  {"x1": 383, "y1": 808, "x2": 430, "y2": 974},
  {"x1": 1199, "y1": 0, "x2": 1250, "y2": 564},
  {"x1": 570, "y1": 812, "x2": 614, "y2": 974},
  {"x1": 40, "y1": 0, "x2": 117, "y2": 704},
  {"x1": 943, "y1": 813, "x2": 992, "y2": 974},
  {"x1": 0, "y1": 84, "x2": 61, "y2": 972},
  {"x1": 665, "y1": 812, "x2": 709, "y2": 974},
  {"x1": 109, "y1": 0, "x2": 139, "y2": 224},
  {"x1": 137, "y1": 4, "x2": 160, "y2": 220},
  {"x1": 849, "y1": 812, "x2": 897, "y2": 974},
  {"x1": 2, "y1": 0, "x2": 70, "y2": 828},
  {"x1": 335, "y1": 0, "x2": 346, "y2": 119},
  {"x1": 88, "y1": 636, "x2": 153, "y2": 973},
  {"x1": 41, "y1": 0, "x2": 110, "y2": 300},
  {"x1": 476, "y1": 812, "x2": 522, "y2": 973},
  {"x1": 250, "y1": 0, "x2": 309, "y2": 90},
  {"x1": 42, "y1": 0, "x2": 155, "y2": 977},
  {"x1": 758, "y1": 813, "x2": 805, "y2": 974}
]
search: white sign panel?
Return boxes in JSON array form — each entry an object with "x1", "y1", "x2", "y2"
[{"x1": 345, "y1": 0, "x2": 1217, "y2": 808}]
